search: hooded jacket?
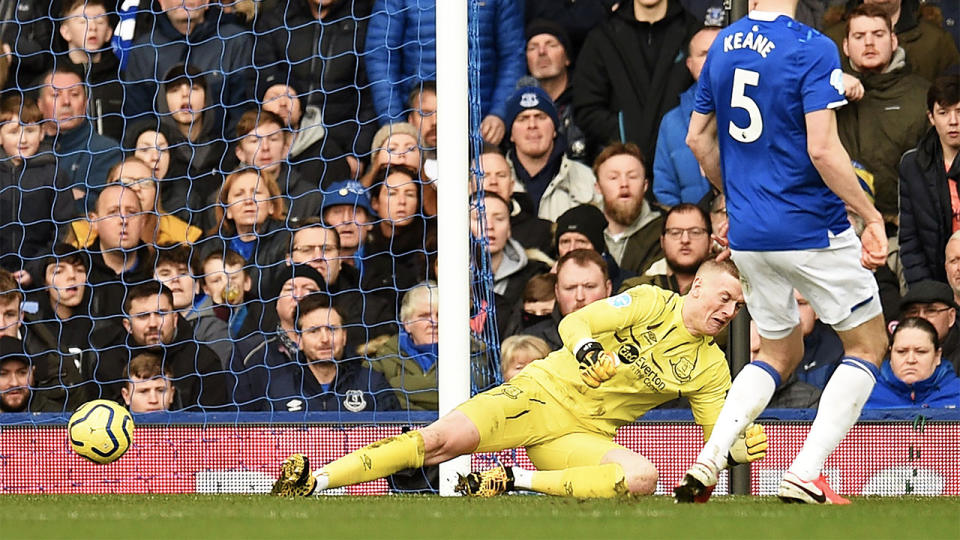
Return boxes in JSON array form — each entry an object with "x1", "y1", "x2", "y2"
[
  {"x1": 898, "y1": 126, "x2": 960, "y2": 285},
  {"x1": 123, "y1": 2, "x2": 253, "y2": 132},
  {"x1": 573, "y1": 0, "x2": 700, "y2": 162},
  {"x1": 836, "y1": 47, "x2": 930, "y2": 218},
  {"x1": 865, "y1": 360, "x2": 960, "y2": 409}
]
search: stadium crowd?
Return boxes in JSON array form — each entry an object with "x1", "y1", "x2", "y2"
[{"x1": 0, "y1": 0, "x2": 958, "y2": 420}]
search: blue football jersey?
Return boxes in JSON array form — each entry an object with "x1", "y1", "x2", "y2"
[{"x1": 695, "y1": 11, "x2": 851, "y2": 251}]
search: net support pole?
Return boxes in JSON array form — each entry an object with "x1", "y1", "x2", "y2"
[{"x1": 436, "y1": 0, "x2": 472, "y2": 496}]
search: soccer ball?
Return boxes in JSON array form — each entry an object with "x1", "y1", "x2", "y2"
[{"x1": 68, "y1": 400, "x2": 135, "y2": 464}]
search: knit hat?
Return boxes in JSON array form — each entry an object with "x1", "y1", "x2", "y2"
[
  {"x1": 504, "y1": 86, "x2": 560, "y2": 132},
  {"x1": 899, "y1": 279, "x2": 959, "y2": 314},
  {"x1": 321, "y1": 180, "x2": 377, "y2": 218},
  {"x1": 525, "y1": 19, "x2": 572, "y2": 57},
  {"x1": 370, "y1": 122, "x2": 420, "y2": 155},
  {"x1": 0, "y1": 336, "x2": 29, "y2": 368},
  {"x1": 554, "y1": 205, "x2": 609, "y2": 255}
]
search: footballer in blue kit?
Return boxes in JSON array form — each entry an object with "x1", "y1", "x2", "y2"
[{"x1": 674, "y1": 0, "x2": 891, "y2": 505}]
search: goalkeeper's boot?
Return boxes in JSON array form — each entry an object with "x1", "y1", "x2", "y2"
[
  {"x1": 455, "y1": 465, "x2": 515, "y2": 497},
  {"x1": 777, "y1": 472, "x2": 850, "y2": 505},
  {"x1": 271, "y1": 454, "x2": 318, "y2": 497},
  {"x1": 673, "y1": 461, "x2": 718, "y2": 503}
]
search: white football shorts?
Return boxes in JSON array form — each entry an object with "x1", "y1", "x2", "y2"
[{"x1": 730, "y1": 227, "x2": 882, "y2": 339}]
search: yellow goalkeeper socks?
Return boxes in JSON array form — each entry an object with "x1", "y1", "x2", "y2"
[
  {"x1": 313, "y1": 430, "x2": 426, "y2": 490},
  {"x1": 524, "y1": 463, "x2": 628, "y2": 498}
]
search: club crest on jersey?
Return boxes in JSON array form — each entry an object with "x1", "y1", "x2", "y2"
[
  {"x1": 640, "y1": 330, "x2": 658, "y2": 346},
  {"x1": 343, "y1": 390, "x2": 367, "y2": 412},
  {"x1": 671, "y1": 356, "x2": 696, "y2": 382},
  {"x1": 617, "y1": 343, "x2": 640, "y2": 365},
  {"x1": 607, "y1": 292, "x2": 632, "y2": 308},
  {"x1": 519, "y1": 92, "x2": 539, "y2": 108}
]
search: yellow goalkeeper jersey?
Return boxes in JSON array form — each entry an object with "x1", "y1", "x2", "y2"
[{"x1": 522, "y1": 285, "x2": 731, "y2": 438}]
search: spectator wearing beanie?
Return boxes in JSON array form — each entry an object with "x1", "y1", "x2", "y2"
[
  {"x1": 525, "y1": 19, "x2": 588, "y2": 162},
  {"x1": 554, "y1": 204, "x2": 634, "y2": 291},
  {"x1": 504, "y1": 86, "x2": 599, "y2": 222}
]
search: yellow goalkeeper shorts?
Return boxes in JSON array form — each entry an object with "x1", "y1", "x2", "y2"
[{"x1": 456, "y1": 372, "x2": 629, "y2": 470}]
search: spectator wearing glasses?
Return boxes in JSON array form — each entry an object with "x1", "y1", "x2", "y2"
[
  {"x1": 898, "y1": 280, "x2": 960, "y2": 374},
  {"x1": 627, "y1": 204, "x2": 713, "y2": 295}
]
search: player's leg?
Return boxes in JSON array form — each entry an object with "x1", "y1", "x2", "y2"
[
  {"x1": 518, "y1": 436, "x2": 657, "y2": 497},
  {"x1": 676, "y1": 249, "x2": 802, "y2": 501},
  {"x1": 778, "y1": 227, "x2": 887, "y2": 503}
]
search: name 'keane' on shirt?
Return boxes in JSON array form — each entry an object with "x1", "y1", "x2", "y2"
[{"x1": 723, "y1": 26, "x2": 776, "y2": 58}]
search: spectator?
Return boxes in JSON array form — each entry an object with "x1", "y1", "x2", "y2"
[
  {"x1": 554, "y1": 204, "x2": 633, "y2": 291},
  {"x1": 500, "y1": 334, "x2": 551, "y2": 382},
  {"x1": 361, "y1": 122, "x2": 424, "y2": 187},
  {"x1": 21, "y1": 245, "x2": 91, "y2": 409},
  {"x1": 37, "y1": 65, "x2": 122, "y2": 209},
  {"x1": 121, "y1": 352, "x2": 179, "y2": 412},
  {"x1": 652, "y1": 26, "x2": 720, "y2": 207},
  {"x1": 89, "y1": 281, "x2": 226, "y2": 409},
  {"x1": 369, "y1": 281, "x2": 439, "y2": 411},
  {"x1": 523, "y1": 249, "x2": 612, "y2": 350},
  {"x1": 407, "y1": 81, "x2": 438, "y2": 167},
  {"x1": 946, "y1": 232, "x2": 960, "y2": 306},
  {"x1": 152, "y1": 64, "x2": 229, "y2": 187},
  {"x1": 68, "y1": 157, "x2": 202, "y2": 249},
  {"x1": 154, "y1": 245, "x2": 232, "y2": 367},
  {"x1": 594, "y1": 142, "x2": 664, "y2": 275},
  {"x1": 825, "y1": 0, "x2": 959, "y2": 84},
  {"x1": 78, "y1": 183, "x2": 155, "y2": 320},
  {"x1": 0, "y1": 270, "x2": 18, "y2": 340},
  {"x1": 123, "y1": 119, "x2": 219, "y2": 225},
  {"x1": 254, "y1": 0, "x2": 378, "y2": 155},
  {"x1": 573, "y1": 0, "x2": 700, "y2": 162},
  {"x1": 123, "y1": 0, "x2": 253, "y2": 133},
  {"x1": 899, "y1": 280, "x2": 960, "y2": 374},
  {"x1": 196, "y1": 249, "x2": 254, "y2": 339},
  {"x1": 471, "y1": 192, "x2": 549, "y2": 339},
  {"x1": 471, "y1": 145, "x2": 552, "y2": 253},
  {"x1": 865, "y1": 317, "x2": 960, "y2": 408},
  {"x1": 504, "y1": 86, "x2": 599, "y2": 221},
  {"x1": 0, "y1": 95, "x2": 75, "y2": 287},
  {"x1": 363, "y1": 165, "x2": 433, "y2": 307},
  {"x1": 320, "y1": 180, "x2": 377, "y2": 269},
  {"x1": 56, "y1": 0, "x2": 124, "y2": 141},
  {"x1": 265, "y1": 292, "x2": 399, "y2": 412},
  {"x1": 836, "y1": 3, "x2": 931, "y2": 222},
  {"x1": 364, "y1": 0, "x2": 524, "y2": 145},
  {"x1": 0, "y1": 336, "x2": 58, "y2": 412},
  {"x1": 285, "y1": 219, "x2": 394, "y2": 352},
  {"x1": 525, "y1": 19, "x2": 588, "y2": 162},
  {"x1": 231, "y1": 108, "x2": 324, "y2": 223},
  {"x1": 624, "y1": 203, "x2": 712, "y2": 295},
  {"x1": 899, "y1": 76, "x2": 960, "y2": 285},
  {"x1": 231, "y1": 264, "x2": 323, "y2": 410},
  {"x1": 524, "y1": 0, "x2": 616, "y2": 60},
  {"x1": 205, "y1": 169, "x2": 289, "y2": 276},
  {"x1": 259, "y1": 82, "x2": 353, "y2": 188},
  {"x1": 521, "y1": 273, "x2": 556, "y2": 330}
]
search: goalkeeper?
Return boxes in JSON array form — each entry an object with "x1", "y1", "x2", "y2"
[{"x1": 273, "y1": 258, "x2": 767, "y2": 498}]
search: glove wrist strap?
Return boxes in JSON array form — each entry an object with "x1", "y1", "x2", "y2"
[{"x1": 575, "y1": 340, "x2": 604, "y2": 364}]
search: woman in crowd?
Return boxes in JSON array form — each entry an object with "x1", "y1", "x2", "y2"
[{"x1": 865, "y1": 317, "x2": 960, "y2": 408}]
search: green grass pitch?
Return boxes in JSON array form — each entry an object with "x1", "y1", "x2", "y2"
[{"x1": 3, "y1": 495, "x2": 958, "y2": 539}]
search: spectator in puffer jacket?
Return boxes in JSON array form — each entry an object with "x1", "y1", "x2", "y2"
[
  {"x1": 865, "y1": 317, "x2": 960, "y2": 408},
  {"x1": 364, "y1": 0, "x2": 525, "y2": 144}
]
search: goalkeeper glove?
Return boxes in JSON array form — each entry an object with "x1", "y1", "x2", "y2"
[
  {"x1": 727, "y1": 423, "x2": 768, "y2": 467},
  {"x1": 575, "y1": 340, "x2": 619, "y2": 388}
]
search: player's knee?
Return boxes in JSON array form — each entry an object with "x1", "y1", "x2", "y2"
[{"x1": 625, "y1": 466, "x2": 658, "y2": 496}]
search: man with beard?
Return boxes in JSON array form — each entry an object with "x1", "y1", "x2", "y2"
[
  {"x1": 595, "y1": 142, "x2": 664, "y2": 275},
  {"x1": 0, "y1": 336, "x2": 58, "y2": 412},
  {"x1": 627, "y1": 204, "x2": 713, "y2": 295},
  {"x1": 89, "y1": 281, "x2": 225, "y2": 409}
]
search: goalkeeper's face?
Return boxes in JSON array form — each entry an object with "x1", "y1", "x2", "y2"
[{"x1": 686, "y1": 269, "x2": 743, "y2": 336}]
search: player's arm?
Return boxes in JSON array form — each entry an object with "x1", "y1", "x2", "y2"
[
  {"x1": 686, "y1": 111, "x2": 723, "y2": 192},
  {"x1": 805, "y1": 108, "x2": 887, "y2": 269}
]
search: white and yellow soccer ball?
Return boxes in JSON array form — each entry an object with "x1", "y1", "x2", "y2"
[{"x1": 68, "y1": 399, "x2": 135, "y2": 464}]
